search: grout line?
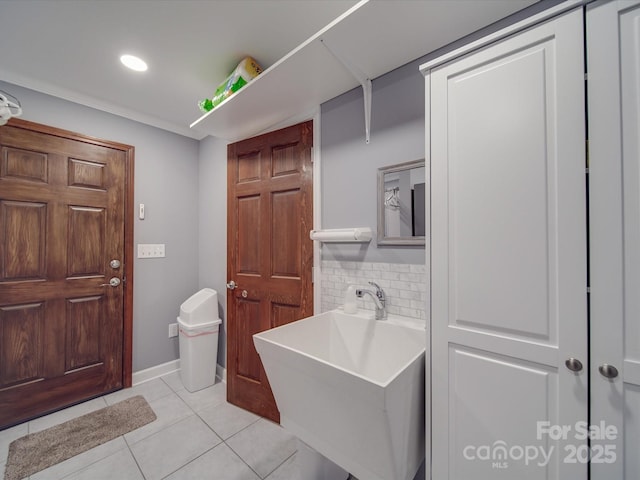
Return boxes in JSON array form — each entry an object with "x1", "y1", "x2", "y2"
[
  {"x1": 222, "y1": 437, "x2": 264, "y2": 479},
  {"x1": 159, "y1": 374, "x2": 187, "y2": 395},
  {"x1": 158, "y1": 386, "x2": 266, "y2": 478},
  {"x1": 194, "y1": 410, "x2": 262, "y2": 477},
  {"x1": 123, "y1": 434, "x2": 148, "y2": 480},
  {"x1": 262, "y1": 450, "x2": 296, "y2": 480},
  {"x1": 221, "y1": 416, "x2": 262, "y2": 443},
  {"x1": 51, "y1": 436, "x2": 131, "y2": 480},
  {"x1": 158, "y1": 442, "x2": 222, "y2": 480}
]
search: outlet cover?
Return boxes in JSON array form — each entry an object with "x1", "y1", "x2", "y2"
[{"x1": 168, "y1": 323, "x2": 178, "y2": 338}]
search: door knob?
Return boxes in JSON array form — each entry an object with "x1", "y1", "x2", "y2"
[
  {"x1": 226, "y1": 280, "x2": 237, "y2": 290},
  {"x1": 565, "y1": 358, "x2": 583, "y2": 373},
  {"x1": 101, "y1": 277, "x2": 121, "y2": 287},
  {"x1": 110, "y1": 259, "x2": 121, "y2": 269},
  {"x1": 598, "y1": 364, "x2": 619, "y2": 379}
]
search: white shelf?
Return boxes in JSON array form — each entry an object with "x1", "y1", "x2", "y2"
[{"x1": 190, "y1": 0, "x2": 536, "y2": 142}]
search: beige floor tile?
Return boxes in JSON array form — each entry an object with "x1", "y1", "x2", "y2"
[
  {"x1": 129, "y1": 415, "x2": 221, "y2": 480},
  {"x1": 165, "y1": 443, "x2": 259, "y2": 480},
  {"x1": 197, "y1": 401, "x2": 260, "y2": 440},
  {"x1": 226, "y1": 418, "x2": 297, "y2": 478},
  {"x1": 64, "y1": 447, "x2": 144, "y2": 480},
  {"x1": 103, "y1": 378, "x2": 174, "y2": 406},
  {"x1": 176, "y1": 381, "x2": 226, "y2": 412}
]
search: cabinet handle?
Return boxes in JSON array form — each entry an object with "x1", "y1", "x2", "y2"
[
  {"x1": 565, "y1": 358, "x2": 583, "y2": 373},
  {"x1": 598, "y1": 364, "x2": 619, "y2": 379}
]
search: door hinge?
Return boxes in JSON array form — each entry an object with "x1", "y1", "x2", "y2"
[
  {"x1": 586, "y1": 139, "x2": 590, "y2": 170},
  {"x1": 312, "y1": 266, "x2": 315, "y2": 284}
]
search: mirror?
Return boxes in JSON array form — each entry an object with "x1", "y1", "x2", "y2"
[{"x1": 377, "y1": 159, "x2": 425, "y2": 246}]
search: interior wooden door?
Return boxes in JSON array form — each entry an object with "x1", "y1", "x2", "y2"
[
  {"x1": 428, "y1": 9, "x2": 587, "y2": 479},
  {"x1": 227, "y1": 121, "x2": 313, "y2": 422},
  {"x1": 0, "y1": 120, "x2": 130, "y2": 429},
  {"x1": 588, "y1": 1, "x2": 640, "y2": 478}
]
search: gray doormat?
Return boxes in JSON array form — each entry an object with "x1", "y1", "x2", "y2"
[{"x1": 3, "y1": 395, "x2": 156, "y2": 480}]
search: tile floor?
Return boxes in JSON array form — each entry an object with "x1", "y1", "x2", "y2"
[{"x1": 0, "y1": 372, "x2": 320, "y2": 480}]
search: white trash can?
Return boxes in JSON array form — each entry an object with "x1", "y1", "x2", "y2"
[{"x1": 177, "y1": 288, "x2": 222, "y2": 392}]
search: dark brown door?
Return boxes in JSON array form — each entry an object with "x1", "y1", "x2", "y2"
[
  {"x1": 0, "y1": 120, "x2": 131, "y2": 429},
  {"x1": 227, "y1": 121, "x2": 313, "y2": 422}
]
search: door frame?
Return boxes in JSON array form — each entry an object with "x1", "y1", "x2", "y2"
[{"x1": 7, "y1": 118, "x2": 135, "y2": 388}]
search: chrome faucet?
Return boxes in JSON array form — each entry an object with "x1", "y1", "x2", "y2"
[{"x1": 355, "y1": 281, "x2": 387, "y2": 320}]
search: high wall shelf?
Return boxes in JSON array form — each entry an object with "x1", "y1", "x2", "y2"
[{"x1": 190, "y1": 0, "x2": 536, "y2": 143}]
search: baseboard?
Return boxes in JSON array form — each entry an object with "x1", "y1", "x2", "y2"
[
  {"x1": 216, "y1": 364, "x2": 227, "y2": 383},
  {"x1": 132, "y1": 359, "x2": 180, "y2": 386},
  {"x1": 132, "y1": 360, "x2": 226, "y2": 386}
]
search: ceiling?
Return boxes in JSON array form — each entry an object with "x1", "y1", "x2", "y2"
[
  {"x1": 0, "y1": 0, "x2": 358, "y2": 139},
  {"x1": 0, "y1": 0, "x2": 537, "y2": 140}
]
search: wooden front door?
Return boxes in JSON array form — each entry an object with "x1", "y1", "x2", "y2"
[
  {"x1": 227, "y1": 121, "x2": 313, "y2": 422},
  {"x1": 0, "y1": 119, "x2": 133, "y2": 429}
]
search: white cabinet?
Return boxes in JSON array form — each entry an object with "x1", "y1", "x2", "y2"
[
  {"x1": 425, "y1": 8, "x2": 587, "y2": 479},
  {"x1": 587, "y1": 1, "x2": 640, "y2": 478},
  {"x1": 423, "y1": 1, "x2": 640, "y2": 478}
]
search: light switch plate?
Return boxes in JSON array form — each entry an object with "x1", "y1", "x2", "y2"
[{"x1": 137, "y1": 244, "x2": 166, "y2": 258}]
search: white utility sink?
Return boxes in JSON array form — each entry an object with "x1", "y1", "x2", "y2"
[{"x1": 253, "y1": 309, "x2": 425, "y2": 480}]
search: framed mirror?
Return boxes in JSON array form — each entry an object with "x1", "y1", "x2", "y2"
[{"x1": 377, "y1": 159, "x2": 426, "y2": 246}]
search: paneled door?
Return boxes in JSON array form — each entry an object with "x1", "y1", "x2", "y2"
[
  {"x1": 227, "y1": 121, "x2": 313, "y2": 422},
  {"x1": 0, "y1": 120, "x2": 132, "y2": 429},
  {"x1": 428, "y1": 9, "x2": 587, "y2": 479},
  {"x1": 588, "y1": 1, "x2": 640, "y2": 478}
]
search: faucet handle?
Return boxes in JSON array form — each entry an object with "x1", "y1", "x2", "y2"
[{"x1": 368, "y1": 281, "x2": 385, "y2": 300}]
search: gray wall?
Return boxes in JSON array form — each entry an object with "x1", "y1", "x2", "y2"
[
  {"x1": 0, "y1": 81, "x2": 200, "y2": 372},
  {"x1": 320, "y1": 57, "x2": 427, "y2": 265},
  {"x1": 319, "y1": 0, "x2": 564, "y2": 266},
  {"x1": 198, "y1": 135, "x2": 229, "y2": 368}
]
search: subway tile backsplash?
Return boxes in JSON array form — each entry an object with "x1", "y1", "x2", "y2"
[{"x1": 320, "y1": 260, "x2": 427, "y2": 322}]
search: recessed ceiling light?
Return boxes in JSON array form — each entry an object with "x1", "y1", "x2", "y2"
[{"x1": 120, "y1": 54, "x2": 148, "y2": 72}]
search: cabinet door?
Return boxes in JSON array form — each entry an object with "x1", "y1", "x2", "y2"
[
  {"x1": 428, "y1": 9, "x2": 587, "y2": 479},
  {"x1": 588, "y1": 1, "x2": 640, "y2": 478}
]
